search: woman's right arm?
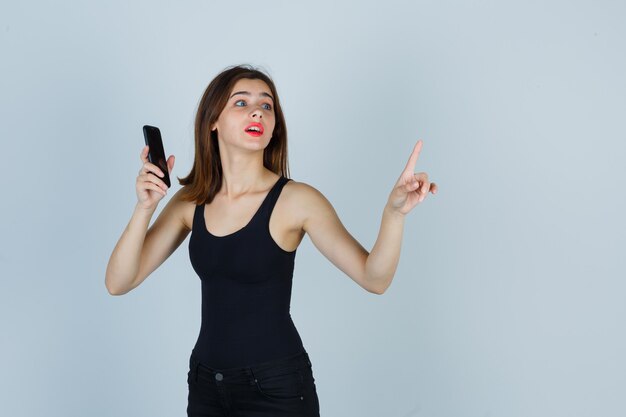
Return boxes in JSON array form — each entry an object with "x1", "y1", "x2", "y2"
[{"x1": 105, "y1": 146, "x2": 188, "y2": 295}]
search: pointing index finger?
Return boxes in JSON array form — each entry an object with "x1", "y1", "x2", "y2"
[{"x1": 403, "y1": 140, "x2": 423, "y2": 173}]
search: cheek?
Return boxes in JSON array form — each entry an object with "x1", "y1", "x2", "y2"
[
  {"x1": 268, "y1": 116, "x2": 277, "y2": 132},
  {"x1": 223, "y1": 118, "x2": 240, "y2": 132}
]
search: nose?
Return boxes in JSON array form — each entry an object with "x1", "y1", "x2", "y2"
[{"x1": 251, "y1": 107, "x2": 263, "y2": 119}]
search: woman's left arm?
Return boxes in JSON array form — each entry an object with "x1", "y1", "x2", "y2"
[
  {"x1": 301, "y1": 140, "x2": 437, "y2": 295},
  {"x1": 365, "y1": 140, "x2": 438, "y2": 294}
]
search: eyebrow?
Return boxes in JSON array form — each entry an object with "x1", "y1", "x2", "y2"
[{"x1": 230, "y1": 91, "x2": 274, "y2": 102}]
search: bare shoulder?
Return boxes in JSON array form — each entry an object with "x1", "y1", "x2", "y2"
[
  {"x1": 162, "y1": 187, "x2": 197, "y2": 232},
  {"x1": 284, "y1": 179, "x2": 326, "y2": 201},
  {"x1": 282, "y1": 179, "x2": 335, "y2": 233}
]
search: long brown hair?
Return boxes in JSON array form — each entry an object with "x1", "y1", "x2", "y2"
[{"x1": 177, "y1": 64, "x2": 290, "y2": 205}]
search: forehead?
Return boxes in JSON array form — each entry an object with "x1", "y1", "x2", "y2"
[{"x1": 230, "y1": 78, "x2": 272, "y2": 95}]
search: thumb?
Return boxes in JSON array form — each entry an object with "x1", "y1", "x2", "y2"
[
  {"x1": 167, "y1": 155, "x2": 175, "y2": 173},
  {"x1": 405, "y1": 180, "x2": 420, "y2": 193}
]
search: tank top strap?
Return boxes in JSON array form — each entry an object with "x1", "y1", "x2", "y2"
[
  {"x1": 192, "y1": 203, "x2": 203, "y2": 233},
  {"x1": 191, "y1": 176, "x2": 291, "y2": 235},
  {"x1": 258, "y1": 176, "x2": 291, "y2": 219}
]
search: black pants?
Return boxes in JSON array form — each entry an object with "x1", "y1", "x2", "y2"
[{"x1": 187, "y1": 350, "x2": 321, "y2": 416}]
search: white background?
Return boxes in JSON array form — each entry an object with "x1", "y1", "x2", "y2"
[{"x1": 1, "y1": 1, "x2": 625, "y2": 416}]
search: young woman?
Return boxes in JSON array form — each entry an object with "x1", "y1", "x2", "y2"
[{"x1": 105, "y1": 64, "x2": 437, "y2": 417}]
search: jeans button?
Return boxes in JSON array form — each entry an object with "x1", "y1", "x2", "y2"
[{"x1": 215, "y1": 372, "x2": 223, "y2": 381}]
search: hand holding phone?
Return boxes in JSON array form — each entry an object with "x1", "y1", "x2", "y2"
[
  {"x1": 136, "y1": 125, "x2": 174, "y2": 210},
  {"x1": 143, "y1": 125, "x2": 172, "y2": 188}
]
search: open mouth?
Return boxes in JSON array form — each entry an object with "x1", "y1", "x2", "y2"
[{"x1": 244, "y1": 123, "x2": 264, "y2": 136}]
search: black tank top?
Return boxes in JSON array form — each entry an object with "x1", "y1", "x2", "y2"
[{"x1": 188, "y1": 175, "x2": 305, "y2": 368}]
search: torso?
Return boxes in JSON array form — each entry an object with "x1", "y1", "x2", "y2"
[{"x1": 179, "y1": 175, "x2": 306, "y2": 252}]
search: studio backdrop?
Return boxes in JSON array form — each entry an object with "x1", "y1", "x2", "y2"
[{"x1": 1, "y1": 1, "x2": 624, "y2": 416}]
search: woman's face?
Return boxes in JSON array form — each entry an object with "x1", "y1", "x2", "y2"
[{"x1": 211, "y1": 78, "x2": 276, "y2": 148}]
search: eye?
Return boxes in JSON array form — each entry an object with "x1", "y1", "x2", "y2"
[{"x1": 234, "y1": 99, "x2": 272, "y2": 111}]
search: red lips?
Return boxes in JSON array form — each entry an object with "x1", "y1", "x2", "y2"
[{"x1": 244, "y1": 122, "x2": 264, "y2": 136}]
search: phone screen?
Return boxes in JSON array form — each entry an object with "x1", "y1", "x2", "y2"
[{"x1": 142, "y1": 125, "x2": 171, "y2": 188}]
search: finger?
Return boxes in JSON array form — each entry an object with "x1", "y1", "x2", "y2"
[
  {"x1": 418, "y1": 186, "x2": 428, "y2": 202},
  {"x1": 167, "y1": 155, "x2": 175, "y2": 173},
  {"x1": 147, "y1": 173, "x2": 169, "y2": 191},
  {"x1": 141, "y1": 162, "x2": 163, "y2": 178},
  {"x1": 405, "y1": 180, "x2": 420, "y2": 193},
  {"x1": 402, "y1": 140, "x2": 423, "y2": 174},
  {"x1": 142, "y1": 161, "x2": 165, "y2": 178},
  {"x1": 407, "y1": 172, "x2": 421, "y2": 187},
  {"x1": 144, "y1": 182, "x2": 167, "y2": 196},
  {"x1": 137, "y1": 173, "x2": 166, "y2": 192},
  {"x1": 140, "y1": 174, "x2": 169, "y2": 192},
  {"x1": 141, "y1": 145, "x2": 149, "y2": 162},
  {"x1": 431, "y1": 182, "x2": 438, "y2": 194}
]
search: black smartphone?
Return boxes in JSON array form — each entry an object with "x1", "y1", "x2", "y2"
[{"x1": 142, "y1": 125, "x2": 171, "y2": 188}]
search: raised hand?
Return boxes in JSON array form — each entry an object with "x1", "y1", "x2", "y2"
[
  {"x1": 136, "y1": 145, "x2": 175, "y2": 210},
  {"x1": 386, "y1": 140, "x2": 437, "y2": 215}
]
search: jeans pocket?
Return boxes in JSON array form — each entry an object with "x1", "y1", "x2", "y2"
[{"x1": 254, "y1": 366, "x2": 305, "y2": 401}]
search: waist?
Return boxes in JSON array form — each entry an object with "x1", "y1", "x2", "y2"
[{"x1": 189, "y1": 348, "x2": 311, "y2": 385}]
